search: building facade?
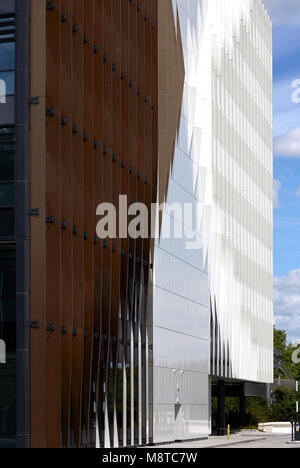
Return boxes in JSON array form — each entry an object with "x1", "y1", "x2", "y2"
[
  {"x1": 0, "y1": 0, "x2": 30, "y2": 448},
  {"x1": 152, "y1": 0, "x2": 273, "y2": 443},
  {"x1": 0, "y1": 0, "x2": 273, "y2": 448},
  {"x1": 209, "y1": 0, "x2": 273, "y2": 384},
  {"x1": 152, "y1": 0, "x2": 211, "y2": 443}
]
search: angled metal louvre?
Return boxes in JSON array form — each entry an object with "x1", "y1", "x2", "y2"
[{"x1": 0, "y1": 15, "x2": 16, "y2": 42}]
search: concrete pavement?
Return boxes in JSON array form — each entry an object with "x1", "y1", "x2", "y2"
[
  {"x1": 219, "y1": 434, "x2": 300, "y2": 449},
  {"x1": 153, "y1": 433, "x2": 299, "y2": 449}
]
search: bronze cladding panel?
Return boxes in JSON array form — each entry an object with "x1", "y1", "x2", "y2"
[
  {"x1": 60, "y1": 0, "x2": 73, "y2": 448},
  {"x1": 46, "y1": 0, "x2": 62, "y2": 448},
  {"x1": 102, "y1": 0, "x2": 113, "y2": 447},
  {"x1": 30, "y1": 0, "x2": 159, "y2": 447},
  {"x1": 82, "y1": 0, "x2": 95, "y2": 446},
  {"x1": 128, "y1": 0, "x2": 138, "y2": 446},
  {"x1": 111, "y1": 0, "x2": 122, "y2": 448},
  {"x1": 71, "y1": 0, "x2": 85, "y2": 448},
  {"x1": 92, "y1": 0, "x2": 104, "y2": 446},
  {"x1": 136, "y1": 0, "x2": 146, "y2": 445},
  {"x1": 120, "y1": 0, "x2": 130, "y2": 446},
  {"x1": 30, "y1": 0, "x2": 47, "y2": 449}
]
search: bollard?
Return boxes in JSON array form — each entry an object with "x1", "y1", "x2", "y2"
[{"x1": 227, "y1": 425, "x2": 230, "y2": 441}]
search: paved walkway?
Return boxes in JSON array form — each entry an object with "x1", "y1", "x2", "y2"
[
  {"x1": 220, "y1": 434, "x2": 300, "y2": 449},
  {"x1": 154, "y1": 433, "x2": 298, "y2": 449}
]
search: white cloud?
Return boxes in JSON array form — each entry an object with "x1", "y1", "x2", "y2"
[
  {"x1": 262, "y1": 0, "x2": 300, "y2": 25},
  {"x1": 273, "y1": 79, "x2": 300, "y2": 138},
  {"x1": 274, "y1": 128, "x2": 300, "y2": 158},
  {"x1": 273, "y1": 179, "x2": 282, "y2": 209},
  {"x1": 295, "y1": 187, "x2": 300, "y2": 198},
  {"x1": 274, "y1": 269, "x2": 300, "y2": 343}
]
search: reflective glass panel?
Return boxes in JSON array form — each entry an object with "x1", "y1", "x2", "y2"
[
  {"x1": 0, "y1": 1, "x2": 15, "y2": 15},
  {"x1": 0, "y1": 243, "x2": 16, "y2": 448},
  {"x1": 0, "y1": 127, "x2": 16, "y2": 151},
  {"x1": 0, "y1": 71, "x2": 14, "y2": 95},
  {"x1": 0, "y1": 95, "x2": 14, "y2": 125},
  {"x1": 0, "y1": 183, "x2": 14, "y2": 207},
  {"x1": 0, "y1": 42, "x2": 15, "y2": 70},
  {"x1": 0, "y1": 151, "x2": 14, "y2": 181},
  {"x1": 0, "y1": 209, "x2": 14, "y2": 237}
]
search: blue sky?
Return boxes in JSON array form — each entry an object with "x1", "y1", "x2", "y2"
[{"x1": 262, "y1": 0, "x2": 300, "y2": 342}]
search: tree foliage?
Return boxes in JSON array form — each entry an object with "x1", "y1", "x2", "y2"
[
  {"x1": 212, "y1": 328, "x2": 300, "y2": 429},
  {"x1": 274, "y1": 327, "x2": 300, "y2": 381},
  {"x1": 271, "y1": 386, "x2": 297, "y2": 422}
]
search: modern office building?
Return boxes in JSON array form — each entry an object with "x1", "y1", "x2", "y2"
[
  {"x1": 0, "y1": 0, "x2": 273, "y2": 448},
  {"x1": 153, "y1": 0, "x2": 273, "y2": 443}
]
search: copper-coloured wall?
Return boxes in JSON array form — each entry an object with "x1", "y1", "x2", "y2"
[
  {"x1": 30, "y1": 0, "x2": 47, "y2": 449},
  {"x1": 30, "y1": 0, "x2": 158, "y2": 448}
]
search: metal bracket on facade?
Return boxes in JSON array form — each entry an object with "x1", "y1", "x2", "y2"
[
  {"x1": 27, "y1": 320, "x2": 40, "y2": 330},
  {"x1": 28, "y1": 208, "x2": 40, "y2": 217},
  {"x1": 28, "y1": 96, "x2": 40, "y2": 105},
  {"x1": 46, "y1": 108, "x2": 55, "y2": 117},
  {"x1": 46, "y1": 216, "x2": 55, "y2": 224},
  {"x1": 46, "y1": 1, "x2": 55, "y2": 11}
]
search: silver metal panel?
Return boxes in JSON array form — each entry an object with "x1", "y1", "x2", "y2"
[
  {"x1": 152, "y1": 0, "x2": 273, "y2": 445},
  {"x1": 156, "y1": 214, "x2": 208, "y2": 273},
  {"x1": 153, "y1": 404, "x2": 175, "y2": 444},
  {"x1": 154, "y1": 247, "x2": 209, "y2": 307},
  {"x1": 153, "y1": 327, "x2": 209, "y2": 374},
  {"x1": 152, "y1": 0, "x2": 210, "y2": 445},
  {"x1": 153, "y1": 286, "x2": 210, "y2": 341},
  {"x1": 209, "y1": 0, "x2": 273, "y2": 383},
  {"x1": 182, "y1": 404, "x2": 210, "y2": 439}
]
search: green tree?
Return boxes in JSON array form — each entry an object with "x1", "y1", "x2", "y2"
[
  {"x1": 271, "y1": 386, "x2": 297, "y2": 422},
  {"x1": 272, "y1": 327, "x2": 300, "y2": 422},
  {"x1": 246, "y1": 397, "x2": 270, "y2": 427}
]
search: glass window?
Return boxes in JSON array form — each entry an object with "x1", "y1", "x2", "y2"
[
  {"x1": 0, "y1": 15, "x2": 15, "y2": 44},
  {"x1": 0, "y1": 243, "x2": 16, "y2": 448},
  {"x1": 0, "y1": 183, "x2": 14, "y2": 207},
  {"x1": 0, "y1": 209, "x2": 14, "y2": 237},
  {"x1": 0, "y1": 127, "x2": 14, "y2": 200},
  {"x1": 0, "y1": 14, "x2": 15, "y2": 120},
  {"x1": 0, "y1": 151, "x2": 14, "y2": 181},
  {"x1": 0, "y1": 127, "x2": 16, "y2": 151},
  {"x1": 0, "y1": 42, "x2": 15, "y2": 71},
  {"x1": 0, "y1": 95, "x2": 15, "y2": 125},
  {"x1": 0, "y1": 4, "x2": 16, "y2": 448},
  {"x1": 0, "y1": 128, "x2": 15, "y2": 238},
  {"x1": 0, "y1": 71, "x2": 14, "y2": 96},
  {"x1": 0, "y1": 1, "x2": 15, "y2": 15}
]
